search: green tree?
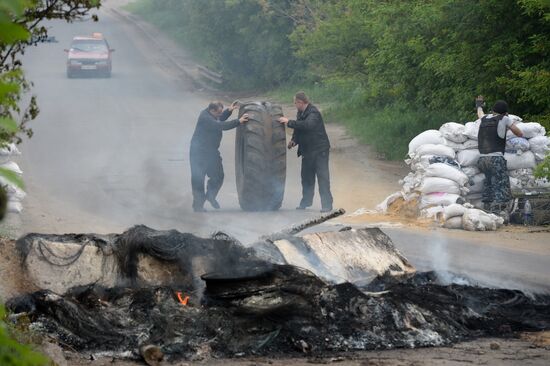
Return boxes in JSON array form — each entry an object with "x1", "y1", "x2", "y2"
[
  {"x1": 0, "y1": 1, "x2": 101, "y2": 361},
  {"x1": 0, "y1": 0, "x2": 101, "y2": 218},
  {"x1": 130, "y1": 0, "x2": 303, "y2": 88}
]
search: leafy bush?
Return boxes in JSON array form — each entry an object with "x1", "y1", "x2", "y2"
[
  {"x1": 128, "y1": 0, "x2": 550, "y2": 159},
  {"x1": 534, "y1": 152, "x2": 550, "y2": 180},
  {"x1": 0, "y1": 305, "x2": 49, "y2": 366}
]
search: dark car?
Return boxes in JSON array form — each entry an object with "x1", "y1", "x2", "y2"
[{"x1": 64, "y1": 33, "x2": 114, "y2": 78}]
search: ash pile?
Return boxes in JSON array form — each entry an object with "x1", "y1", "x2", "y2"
[
  {"x1": 6, "y1": 219, "x2": 550, "y2": 363},
  {"x1": 377, "y1": 116, "x2": 550, "y2": 230}
]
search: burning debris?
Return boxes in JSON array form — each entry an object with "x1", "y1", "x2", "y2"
[
  {"x1": 6, "y1": 221, "x2": 550, "y2": 362},
  {"x1": 6, "y1": 266, "x2": 550, "y2": 361}
]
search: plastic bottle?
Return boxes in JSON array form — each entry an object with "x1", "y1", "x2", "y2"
[{"x1": 523, "y1": 199, "x2": 533, "y2": 226}]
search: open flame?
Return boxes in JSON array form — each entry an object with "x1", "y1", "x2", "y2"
[{"x1": 176, "y1": 291, "x2": 189, "y2": 305}]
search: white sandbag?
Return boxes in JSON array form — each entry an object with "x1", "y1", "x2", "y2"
[
  {"x1": 0, "y1": 143, "x2": 21, "y2": 156},
  {"x1": 508, "y1": 114, "x2": 523, "y2": 122},
  {"x1": 443, "y1": 203, "x2": 467, "y2": 220},
  {"x1": 0, "y1": 161, "x2": 23, "y2": 175},
  {"x1": 419, "y1": 192, "x2": 461, "y2": 208},
  {"x1": 462, "y1": 166, "x2": 480, "y2": 177},
  {"x1": 420, "y1": 206, "x2": 445, "y2": 219},
  {"x1": 443, "y1": 216, "x2": 463, "y2": 229},
  {"x1": 440, "y1": 122, "x2": 467, "y2": 143},
  {"x1": 457, "y1": 149, "x2": 481, "y2": 166},
  {"x1": 508, "y1": 168, "x2": 534, "y2": 178},
  {"x1": 506, "y1": 137, "x2": 530, "y2": 153},
  {"x1": 424, "y1": 163, "x2": 469, "y2": 186},
  {"x1": 6, "y1": 186, "x2": 26, "y2": 201},
  {"x1": 408, "y1": 130, "x2": 446, "y2": 156},
  {"x1": 376, "y1": 191, "x2": 403, "y2": 213},
  {"x1": 508, "y1": 169, "x2": 536, "y2": 188},
  {"x1": 0, "y1": 176, "x2": 21, "y2": 194},
  {"x1": 507, "y1": 122, "x2": 546, "y2": 139},
  {"x1": 468, "y1": 173, "x2": 485, "y2": 194},
  {"x1": 509, "y1": 176, "x2": 522, "y2": 190},
  {"x1": 7, "y1": 200, "x2": 23, "y2": 214},
  {"x1": 445, "y1": 139, "x2": 478, "y2": 151},
  {"x1": 413, "y1": 144, "x2": 455, "y2": 159},
  {"x1": 529, "y1": 135, "x2": 550, "y2": 148},
  {"x1": 505, "y1": 151, "x2": 536, "y2": 170},
  {"x1": 463, "y1": 120, "x2": 481, "y2": 140},
  {"x1": 462, "y1": 208, "x2": 504, "y2": 231},
  {"x1": 400, "y1": 172, "x2": 423, "y2": 193},
  {"x1": 419, "y1": 177, "x2": 461, "y2": 195},
  {"x1": 529, "y1": 136, "x2": 550, "y2": 160},
  {"x1": 534, "y1": 178, "x2": 550, "y2": 188},
  {"x1": 407, "y1": 155, "x2": 434, "y2": 171}
]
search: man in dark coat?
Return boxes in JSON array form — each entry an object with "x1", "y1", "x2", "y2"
[
  {"x1": 190, "y1": 101, "x2": 248, "y2": 212},
  {"x1": 278, "y1": 92, "x2": 333, "y2": 212}
]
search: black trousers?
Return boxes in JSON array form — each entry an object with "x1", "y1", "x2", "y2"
[
  {"x1": 190, "y1": 149, "x2": 224, "y2": 209},
  {"x1": 300, "y1": 150, "x2": 333, "y2": 210}
]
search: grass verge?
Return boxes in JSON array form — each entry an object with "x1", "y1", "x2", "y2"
[{"x1": 268, "y1": 82, "x2": 451, "y2": 160}]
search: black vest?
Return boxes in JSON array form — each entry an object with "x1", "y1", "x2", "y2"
[{"x1": 478, "y1": 115, "x2": 506, "y2": 154}]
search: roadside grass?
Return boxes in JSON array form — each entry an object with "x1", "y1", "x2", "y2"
[
  {"x1": 268, "y1": 82, "x2": 450, "y2": 160},
  {"x1": 0, "y1": 305, "x2": 50, "y2": 366}
]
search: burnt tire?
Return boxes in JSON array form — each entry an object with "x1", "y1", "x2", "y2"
[{"x1": 236, "y1": 102, "x2": 286, "y2": 211}]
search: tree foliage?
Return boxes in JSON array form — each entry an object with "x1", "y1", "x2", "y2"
[
  {"x1": 130, "y1": 0, "x2": 550, "y2": 157},
  {"x1": 1, "y1": 0, "x2": 102, "y2": 361},
  {"x1": 130, "y1": 0, "x2": 304, "y2": 88},
  {"x1": 0, "y1": 0, "x2": 101, "y2": 215},
  {"x1": 131, "y1": 1, "x2": 549, "y2": 115}
]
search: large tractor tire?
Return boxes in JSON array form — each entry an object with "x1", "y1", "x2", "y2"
[{"x1": 236, "y1": 101, "x2": 286, "y2": 211}]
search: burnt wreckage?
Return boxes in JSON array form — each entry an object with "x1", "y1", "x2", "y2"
[{"x1": 7, "y1": 223, "x2": 550, "y2": 361}]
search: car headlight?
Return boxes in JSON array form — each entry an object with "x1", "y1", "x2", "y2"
[{"x1": 69, "y1": 59, "x2": 81, "y2": 65}]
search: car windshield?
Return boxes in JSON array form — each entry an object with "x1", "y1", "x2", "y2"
[{"x1": 71, "y1": 40, "x2": 108, "y2": 52}]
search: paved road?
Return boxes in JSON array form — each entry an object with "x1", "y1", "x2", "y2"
[
  {"x1": 14, "y1": 6, "x2": 550, "y2": 294},
  {"x1": 18, "y1": 8, "x2": 320, "y2": 243}
]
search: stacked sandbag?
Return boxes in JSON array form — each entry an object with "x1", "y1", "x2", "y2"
[
  {"x1": 436, "y1": 122, "x2": 484, "y2": 209},
  {"x1": 402, "y1": 129, "x2": 468, "y2": 211},
  {"x1": 446, "y1": 118, "x2": 549, "y2": 197},
  {"x1": 377, "y1": 116, "x2": 549, "y2": 231},
  {"x1": 462, "y1": 208, "x2": 504, "y2": 231},
  {"x1": 0, "y1": 143, "x2": 25, "y2": 214},
  {"x1": 502, "y1": 121, "x2": 548, "y2": 190}
]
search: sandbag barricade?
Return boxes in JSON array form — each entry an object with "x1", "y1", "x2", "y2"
[{"x1": 379, "y1": 116, "x2": 550, "y2": 230}]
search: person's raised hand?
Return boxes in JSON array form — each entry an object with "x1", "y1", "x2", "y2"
[
  {"x1": 287, "y1": 140, "x2": 297, "y2": 149},
  {"x1": 239, "y1": 113, "x2": 249, "y2": 124},
  {"x1": 475, "y1": 95, "x2": 485, "y2": 109}
]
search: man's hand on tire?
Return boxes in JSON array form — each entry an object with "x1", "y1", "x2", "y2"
[
  {"x1": 239, "y1": 113, "x2": 249, "y2": 124},
  {"x1": 288, "y1": 140, "x2": 297, "y2": 149}
]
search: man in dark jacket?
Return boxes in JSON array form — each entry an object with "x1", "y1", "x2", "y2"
[
  {"x1": 190, "y1": 101, "x2": 248, "y2": 212},
  {"x1": 475, "y1": 95, "x2": 523, "y2": 215},
  {"x1": 278, "y1": 92, "x2": 333, "y2": 212}
]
